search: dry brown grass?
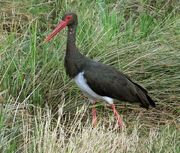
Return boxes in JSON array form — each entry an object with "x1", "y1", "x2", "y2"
[
  {"x1": 0, "y1": 103, "x2": 179, "y2": 153},
  {"x1": 0, "y1": 0, "x2": 179, "y2": 152}
]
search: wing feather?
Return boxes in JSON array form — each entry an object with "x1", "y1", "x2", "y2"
[{"x1": 83, "y1": 63, "x2": 139, "y2": 102}]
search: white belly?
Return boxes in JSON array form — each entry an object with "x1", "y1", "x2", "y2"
[{"x1": 74, "y1": 72, "x2": 113, "y2": 104}]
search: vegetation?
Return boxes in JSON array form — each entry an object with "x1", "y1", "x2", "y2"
[{"x1": 0, "y1": 0, "x2": 179, "y2": 152}]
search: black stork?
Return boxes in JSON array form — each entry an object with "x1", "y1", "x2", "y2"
[{"x1": 45, "y1": 13, "x2": 156, "y2": 127}]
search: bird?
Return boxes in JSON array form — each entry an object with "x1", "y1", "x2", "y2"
[{"x1": 45, "y1": 12, "x2": 156, "y2": 127}]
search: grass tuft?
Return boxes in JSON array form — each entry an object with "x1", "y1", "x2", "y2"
[{"x1": 0, "y1": 0, "x2": 179, "y2": 152}]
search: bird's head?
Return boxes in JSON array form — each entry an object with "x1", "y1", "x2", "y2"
[
  {"x1": 44, "y1": 12, "x2": 78, "y2": 42},
  {"x1": 62, "y1": 13, "x2": 78, "y2": 26}
]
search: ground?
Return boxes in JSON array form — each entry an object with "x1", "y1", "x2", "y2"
[{"x1": 0, "y1": 0, "x2": 179, "y2": 152}]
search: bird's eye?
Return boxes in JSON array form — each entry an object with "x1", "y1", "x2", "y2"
[{"x1": 66, "y1": 16, "x2": 72, "y2": 20}]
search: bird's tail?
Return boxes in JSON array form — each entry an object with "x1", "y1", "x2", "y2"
[
  {"x1": 146, "y1": 94, "x2": 156, "y2": 107},
  {"x1": 135, "y1": 85, "x2": 156, "y2": 109}
]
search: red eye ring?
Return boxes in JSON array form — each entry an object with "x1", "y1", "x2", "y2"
[{"x1": 66, "y1": 15, "x2": 72, "y2": 20}]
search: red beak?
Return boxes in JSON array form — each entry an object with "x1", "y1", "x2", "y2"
[{"x1": 44, "y1": 20, "x2": 68, "y2": 42}]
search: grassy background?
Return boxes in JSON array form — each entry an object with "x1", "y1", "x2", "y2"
[{"x1": 0, "y1": 0, "x2": 180, "y2": 152}]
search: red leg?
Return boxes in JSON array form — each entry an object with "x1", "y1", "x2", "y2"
[
  {"x1": 92, "y1": 103, "x2": 97, "y2": 127},
  {"x1": 111, "y1": 104, "x2": 123, "y2": 127}
]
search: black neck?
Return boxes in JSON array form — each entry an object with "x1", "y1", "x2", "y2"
[{"x1": 66, "y1": 24, "x2": 77, "y2": 52}]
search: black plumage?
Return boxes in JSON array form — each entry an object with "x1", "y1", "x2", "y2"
[
  {"x1": 65, "y1": 49, "x2": 155, "y2": 109},
  {"x1": 45, "y1": 12, "x2": 156, "y2": 127}
]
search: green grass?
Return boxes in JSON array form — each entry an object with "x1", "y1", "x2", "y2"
[{"x1": 0, "y1": 0, "x2": 180, "y2": 152}]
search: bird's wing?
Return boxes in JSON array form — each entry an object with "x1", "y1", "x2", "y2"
[{"x1": 83, "y1": 62, "x2": 138, "y2": 102}]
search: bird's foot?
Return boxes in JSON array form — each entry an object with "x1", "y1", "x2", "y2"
[
  {"x1": 111, "y1": 104, "x2": 123, "y2": 128},
  {"x1": 92, "y1": 104, "x2": 97, "y2": 127}
]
